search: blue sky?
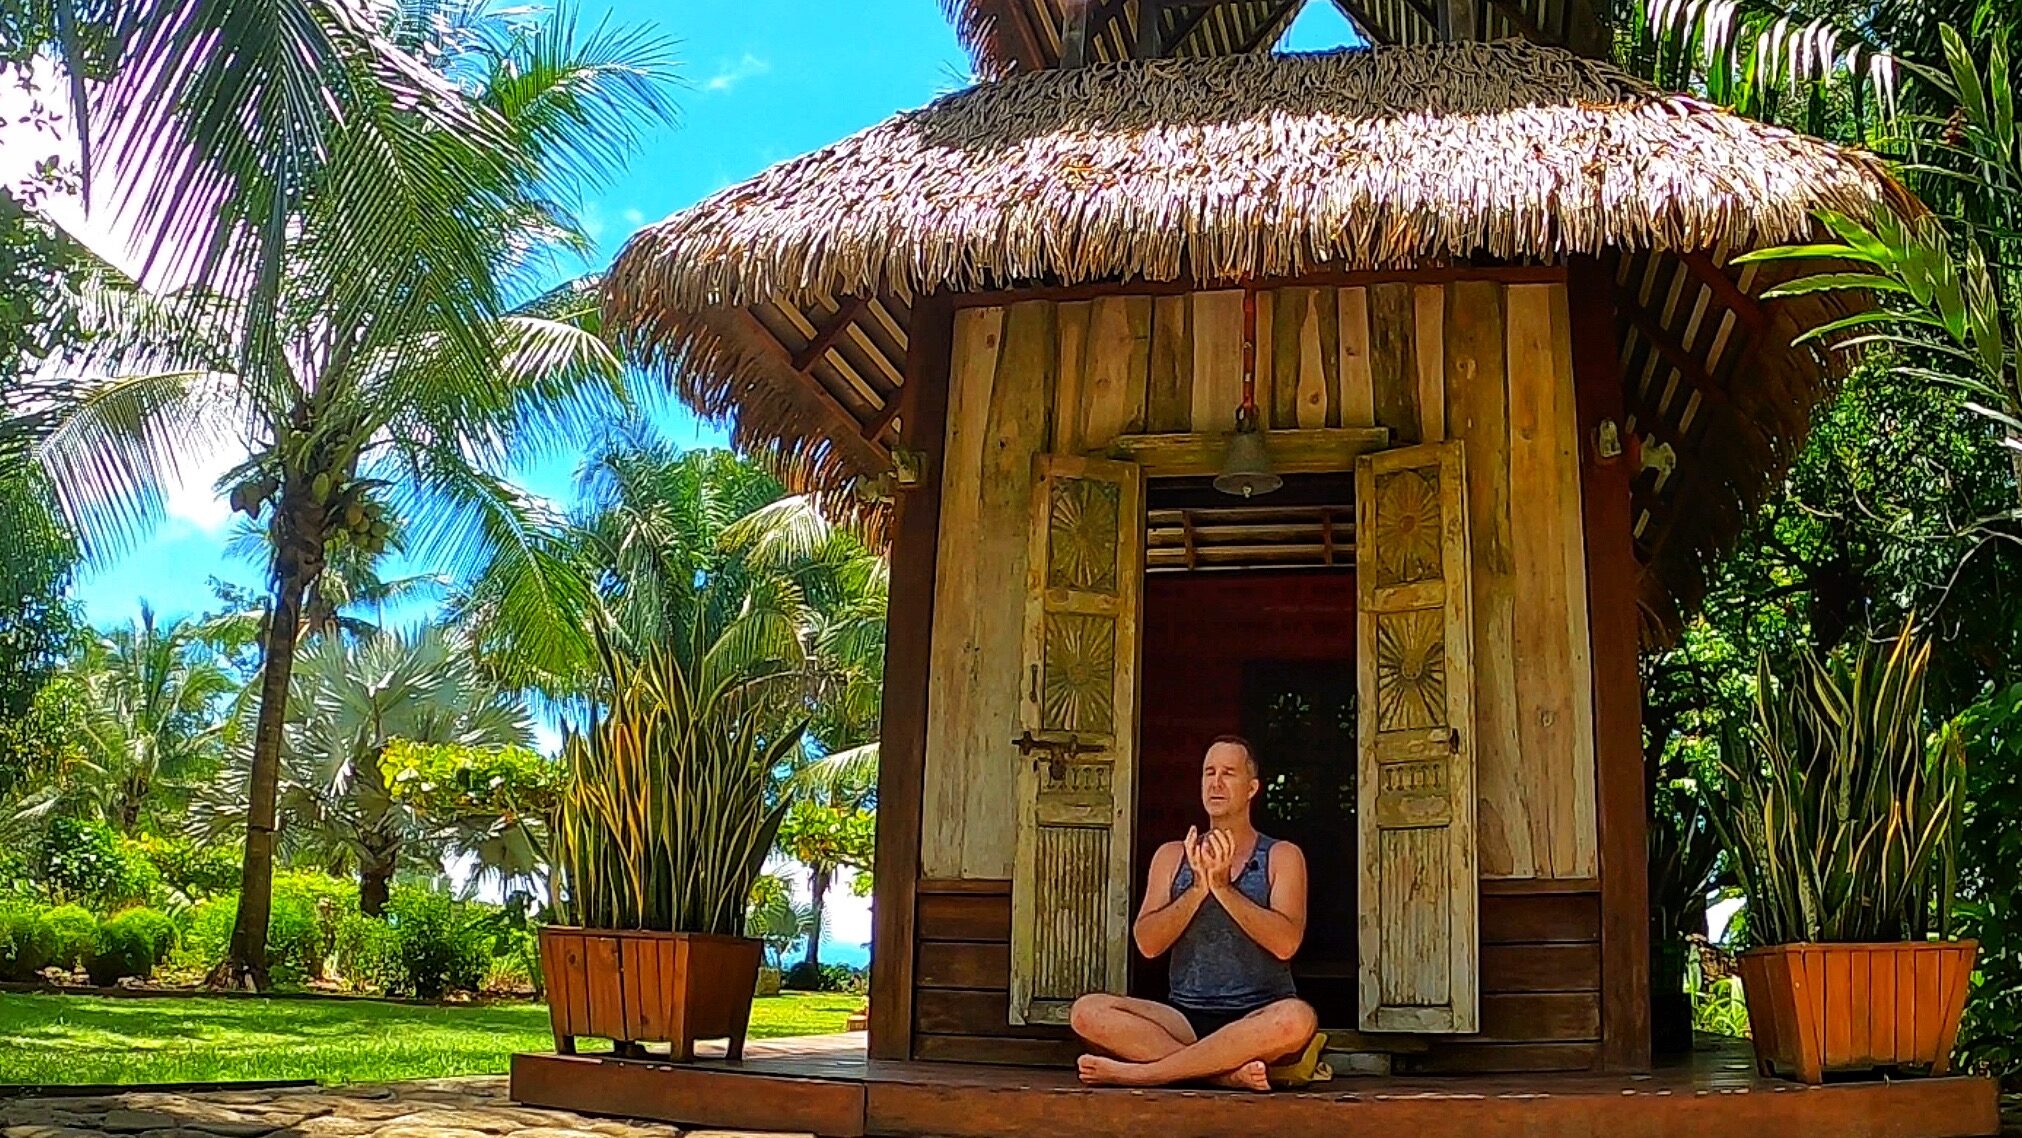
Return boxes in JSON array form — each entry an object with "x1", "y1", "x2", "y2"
[{"x1": 71, "y1": 0, "x2": 1364, "y2": 631}]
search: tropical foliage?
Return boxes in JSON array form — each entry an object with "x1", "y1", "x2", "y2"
[
  {"x1": 27, "y1": 0, "x2": 675, "y2": 988},
  {"x1": 1709, "y1": 622, "x2": 1964, "y2": 945},
  {"x1": 196, "y1": 626, "x2": 533, "y2": 916},
  {"x1": 550, "y1": 640, "x2": 800, "y2": 935}
]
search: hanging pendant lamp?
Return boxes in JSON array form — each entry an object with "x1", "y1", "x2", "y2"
[{"x1": 1214, "y1": 286, "x2": 1282, "y2": 499}]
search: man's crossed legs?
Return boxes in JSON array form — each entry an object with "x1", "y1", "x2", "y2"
[{"x1": 1068, "y1": 993, "x2": 1318, "y2": 1091}]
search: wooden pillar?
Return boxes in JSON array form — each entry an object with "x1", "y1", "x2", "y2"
[
  {"x1": 867, "y1": 293, "x2": 954, "y2": 1063},
  {"x1": 1568, "y1": 256, "x2": 1651, "y2": 1073}
]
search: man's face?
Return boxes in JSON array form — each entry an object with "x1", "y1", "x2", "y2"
[{"x1": 1200, "y1": 742, "x2": 1258, "y2": 822}]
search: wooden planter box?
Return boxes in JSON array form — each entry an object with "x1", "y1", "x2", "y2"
[
  {"x1": 539, "y1": 926, "x2": 762, "y2": 1061},
  {"x1": 1738, "y1": 940, "x2": 1976, "y2": 1083}
]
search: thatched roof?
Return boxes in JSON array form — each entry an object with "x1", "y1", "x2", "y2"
[
  {"x1": 941, "y1": 0, "x2": 1609, "y2": 78},
  {"x1": 603, "y1": 40, "x2": 1915, "y2": 639}
]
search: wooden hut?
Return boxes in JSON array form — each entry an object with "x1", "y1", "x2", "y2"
[{"x1": 514, "y1": 6, "x2": 1995, "y2": 1138}]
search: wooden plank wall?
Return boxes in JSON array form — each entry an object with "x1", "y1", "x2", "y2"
[
  {"x1": 920, "y1": 278, "x2": 1598, "y2": 885},
  {"x1": 910, "y1": 879, "x2": 1601, "y2": 1071}
]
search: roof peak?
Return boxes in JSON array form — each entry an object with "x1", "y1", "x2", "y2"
[{"x1": 943, "y1": 0, "x2": 1613, "y2": 78}]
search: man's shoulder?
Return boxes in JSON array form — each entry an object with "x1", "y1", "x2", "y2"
[{"x1": 1263, "y1": 837, "x2": 1307, "y2": 864}]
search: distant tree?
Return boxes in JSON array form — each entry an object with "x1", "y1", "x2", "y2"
[
  {"x1": 200, "y1": 625, "x2": 533, "y2": 916},
  {"x1": 9, "y1": 607, "x2": 235, "y2": 835}
]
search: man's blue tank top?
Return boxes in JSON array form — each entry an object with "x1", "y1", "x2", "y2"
[{"x1": 1167, "y1": 832, "x2": 1299, "y2": 1012}]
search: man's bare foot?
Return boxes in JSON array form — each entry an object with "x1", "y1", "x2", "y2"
[
  {"x1": 1078, "y1": 1054, "x2": 1271, "y2": 1092},
  {"x1": 1078, "y1": 1054, "x2": 1144, "y2": 1086},
  {"x1": 1210, "y1": 1059, "x2": 1271, "y2": 1092}
]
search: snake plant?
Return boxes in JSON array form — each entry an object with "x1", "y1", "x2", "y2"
[
  {"x1": 1709, "y1": 619, "x2": 1964, "y2": 945},
  {"x1": 550, "y1": 638, "x2": 801, "y2": 936}
]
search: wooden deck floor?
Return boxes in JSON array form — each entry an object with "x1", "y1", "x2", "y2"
[{"x1": 509, "y1": 1033, "x2": 1999, "y2": 1138}]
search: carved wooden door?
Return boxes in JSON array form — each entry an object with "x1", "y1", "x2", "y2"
[
  {"x1": 1009, "y1": 454, "x2": 1143, "y2": 1026},
  {"x1": 1355, "y1": 440, "x2": 1480, "y2": 1033}
]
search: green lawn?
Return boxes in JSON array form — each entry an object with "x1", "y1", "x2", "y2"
[{"x1": 0, "y1": 991, "x2": 861, "y2": 1086}]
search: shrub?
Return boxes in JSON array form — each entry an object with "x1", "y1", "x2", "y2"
[
  {"x1": 0, "y1": 904, "x2": 56, "y2": 980},
  {"x1": 36, "y1": 820, "x2": 154, "y2": 907},
  {"x1": 42, "y1": 903, "x2": 97, "y2": 972},
  {"x1": 87, "y1": 910, "x2": 162, "y2": 985},
  {"x1": 783, "y1": 961, "x2": 866, "y2": 993},
  {"x1": 273, "y1": 870, "x2": 356, "y2": 978},
  {"x1": 172, "y1": 890, "x2": 323, "y2": 983},
  {"x1": 133, "y1": 835, "x2": 241, "y2": 900},
  {"x1": 385, "y1": 889, "x2": 487, "y2": 998},
  {"x1": 266, "y1": 893, "x2": 322, "y2": 983},
  {"x1": 107, "y1": 907, "x2": 177, "y2": 963},
  {"x1": 333, "y1": 913, "x2": 401, "y2": 992},
  {"x1": 821, "y1": 963, "x2": 868, "y2": 995},
  {"x1": 173, "y1": 894, "x2": 235, "y2": 974}
]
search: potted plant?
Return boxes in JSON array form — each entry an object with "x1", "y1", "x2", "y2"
[
  {"x1": 543, "y1": 639, "x2": 801, "y2": 1061},
  {"x1": 1711, "y1": 619, "x2": 1971, "y2": 1083}
]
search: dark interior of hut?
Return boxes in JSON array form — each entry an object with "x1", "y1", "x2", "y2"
[{"x1": 1132, "y1": 473, "x2": 1361, "y2": 1027}]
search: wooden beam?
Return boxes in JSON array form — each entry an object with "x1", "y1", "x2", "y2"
[
  {"x1": 1001, "y1": 2, "x2": 1051, "y2": 70},
  {"x1": 948, "y1": 264, "x2": 1569, "y2": 309},
  {"x1": 1439, "y1": 0, "x2": 1479, "y2": 41},
  {"x1": 1061, "y1": 1, "x2": 1091, "y2": 66},
  {"x1": 729, "y1": 308, "x2": 892, "y2": 473},
  {"x1": 866, "y1": 292, "x2": 953, "y2": 1063},
  {"x1": 792, "y1": 296, "x2": 869, "y2": 372},
  {"x1": 1137, "y1": 0, "x2": 1168, "y2": 54},
  {"x1": 1484, "y1": 0, "x2": 1547, "y2": 42},
  {"x1": 1614, "y1": 289, "x2": 1733, "y2": 410},
  {"x1": 1569, "y1": 256, "x2": 1651, "y2": 1073},
  {"x1": 863, "y1": 390, "x2": 906, "y2": 443},
  {"x1": 1090, "y1": 0, "x2": 1132, "y2": 60},
  {"x1": 1163, "y1": 1, "x2": 1219, "y2": 54},
  {"x1": 1679, "y1": 251, "x2": 1768, "y2": 334},
  {"x1": 1239, "y1": 0, "x2": 1303, "y2": 52},
  {"x1": 1105, "y1": 426, "x2": 1391, "y2": 477}
]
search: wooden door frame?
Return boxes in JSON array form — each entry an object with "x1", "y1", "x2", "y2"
[{"x1": 869, "y1": 294, "x2": 954, "y2": 1062}]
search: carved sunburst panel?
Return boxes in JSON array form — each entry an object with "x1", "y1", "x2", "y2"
[
  {"x1": 1047, "y1": 476, "x2": 1121, "y2": 594},
  {"x1": 1374, "y1": 609, "x2": 1447, "y2": 731},
  {"x1": 1371, "y1": 469, "x2": 1443, "y2": 588},
  {"x1": 1041, "y1": 611, "x2": 1116, "y2": 735}
]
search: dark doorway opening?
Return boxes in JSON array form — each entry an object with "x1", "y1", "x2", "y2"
[{"x1": 1132, "y1": 569, "x2": 1358, "y2": 1027}]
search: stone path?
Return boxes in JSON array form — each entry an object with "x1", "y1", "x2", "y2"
[{"x1": 0, "y1": 1078, "x2": 746, "y2": 1138}]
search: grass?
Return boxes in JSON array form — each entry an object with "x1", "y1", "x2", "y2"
[{"x1": 0, "y1": 990, "x2": 862, "y2": 1086}]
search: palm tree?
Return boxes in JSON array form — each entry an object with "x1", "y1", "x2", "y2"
[
  {"x1": 198, "y1": 624, "x2": 533, "y2": 915},
  {"x1": 224, "y1": 515, "x2": 447, "y2": 641},
  {"x1": 79, "y1": 607, "x2": 239, "y2": 834},
  {"x1": 32, "y1": 2, "x2": 676, "y2": 988},
  {"x1": 10, "y1": 607, "x2": 237, "y2": 834}
]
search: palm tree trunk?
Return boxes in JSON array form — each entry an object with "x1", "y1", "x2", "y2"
[
  {"x1": 358, "y1": 746, "x2": 399, "y2": 917},
  {"x1": 804, "y1": 864, "x2": 830, "y2": 973},
  {"x1": 215, "y1": 504, "x2": 323, "y2": 991},
  {"x1": 359, "y1": 850, "x2": 396, "y2": 917},
  {"x1": 117, "y1": 779, "x2": 145, "y2": 834}
]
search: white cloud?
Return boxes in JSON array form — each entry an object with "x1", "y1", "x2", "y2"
[
  {"x1": 161, "y1": 432, "x2": 248, "y2": 536},
  {"x1": 704, "y1": 53, "x2": 772, "y2": 93},
  {"x1": 620, "y1": 207, "x2": 646, "y2": 228}
]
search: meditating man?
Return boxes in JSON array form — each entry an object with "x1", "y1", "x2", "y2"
[{"x1": 1069, "y1": 735, "x2": 1319, "y2": 1091}]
